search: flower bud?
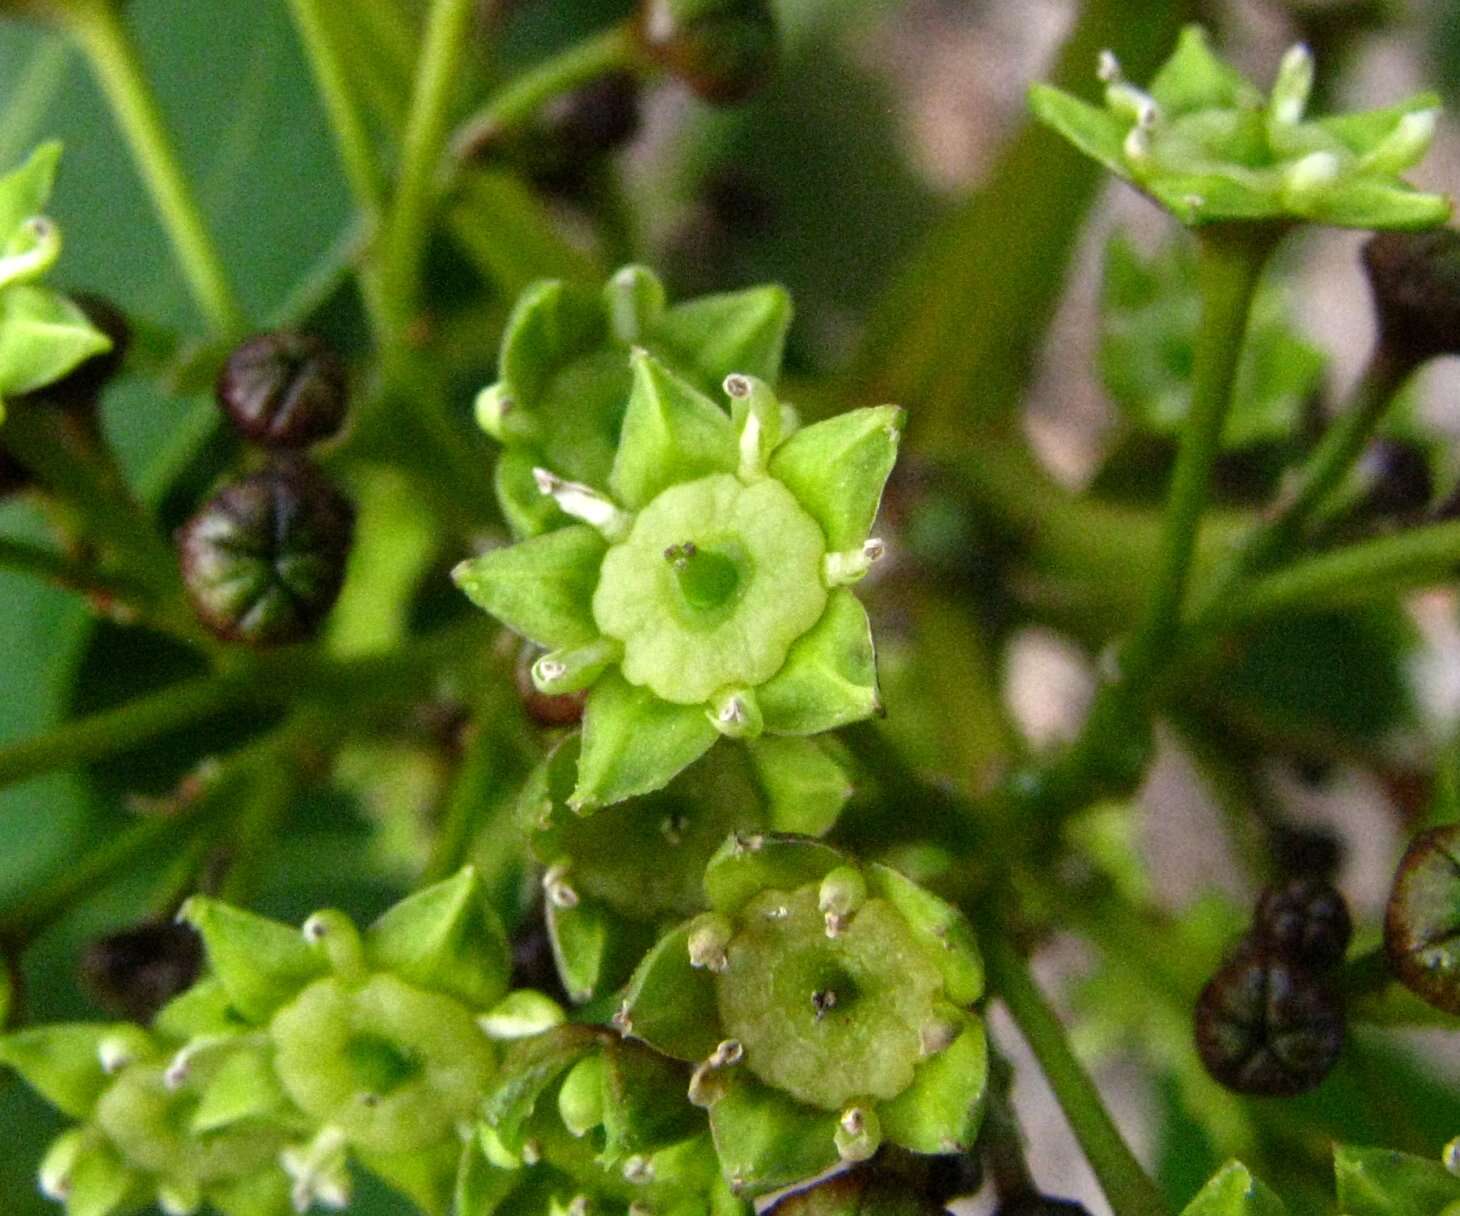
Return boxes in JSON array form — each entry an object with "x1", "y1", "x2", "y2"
[
  {"x1": 1193, "y1": 950, "x2": 1344, "y2": 1096},
  {"x1": 1385, "y1": 824, "x2": 1460, "y2": 1014},
  {"x1": 1253, "y1": 878, "x2": 1352, "y2": 971},
  {"x1": 1362, "y1": 229, "x2": 1460, "y2": 367},
  {"x1": 176, "y1": 458, "x2": 354, "y2": 645},
  {"x1": 79, "y1": 920, "x2": 203, "y2": 1024},
  {"x1": 215, "y1": 331, "x2": 349, "y2": 450},
  {"x1": 635, "y1": 0, "x2": 776, "y2": 104}
]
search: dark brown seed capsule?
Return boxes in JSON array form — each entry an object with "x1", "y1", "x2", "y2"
[
  {"x1": 766, "y1": 1164, "x2": 949, "y2": 1216},
  {"x1": 1269, "y1": 821, "x2": 1343, "y2": 882},
  {"x1": 216, "y1": 332, "x2": 349, "y2": 450},
  {"x1": 1254, "y1": 879, "x2": 1353, "y2": 971},
  {"x1": 515, "y1": 643, "x2": 587, "y2": 727},
  {"x1": 80, "y1": 920, "x2": 203, "y2": 1024},
  {"x1": 543, "y1": 71, "x2": 641, "y2": 157},
  {"x1": 1361, "y1": 229, "x2": 1460, "y2": 367},
  {"x1": 1385, "y1": 824, "x2": 1460, "y2": 1014},
  {"x1": 177, "y1": 458, "x2": 354, "y2": 646},
  {"x1": 1193, "y1": 951, "x2": 1344, "y2": 1096},
  {"x1": 635, "y1": 0, "x2": 777, "y2": 105}
]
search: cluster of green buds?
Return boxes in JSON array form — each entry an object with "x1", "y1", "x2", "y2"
[
  {"x1": 458, "y1": 265, "x2": 899, "y2": 809},
  {"x1": 617, "y1": 834, "x2": 988, "y2": 1196},
  {"x1": 1031, "y1": 25, "x2": 1449, "y2": 230},
  {"x1": 518, "y1": 733, "x2": 852, "y2": 1001},
  {"x1": 0, "y1": 144, "x2": 114, "y2": 420}
]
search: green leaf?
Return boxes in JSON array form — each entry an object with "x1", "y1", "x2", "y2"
[
  {"x1": 619, "y1": 922, "x2": 721, "y2": 1062},
  {"x1": 708, "y1": 1076, "x2": 839, "y2": 1197},
  {"x1": 498, "y1": 279, "x2": 607, "y2": 409},
  {"x1": 452, "y1": 525, "x2": 606, "y2": 650},
  {"x1": 178, "y1": 897, "x2": 325, "y2": 1023},
  {"x1": 1148, "y1": 26, "x2": 1259, "y2": 114},
  {"x1": 768, "y1": 405, "x2": 904, "y2": 551},
  {"x1": 364, "y1": 866, "x2": 512, "y2": 1011},
  {"x1": 608, "y1": 349, "x2": 738, "y2": 510},
  {"x1": 0, "y1": 142, "x2": 59, "y2": 247},
  {"x1": 480, "y1": 1024, "x2": 601, "y2": 1152},
  {"x1": 866, "y1": 863, "x2": 983, "y2": 1005},
  {"x1": 0, "y1": 285, "x2": 110, "y2": 407},
  {"x1": 703, "y1": 832, "x2": 845, "y2": 916},
  {"x1": 1027, "y1": 85, "x2": 1128, "y2": 178},
  {"x1": 0, "y1": 1024, "x2": 112, "y2": 1117},
  {"x1": 654, "y1": 285, "x2": 793, "y2": 396},
  {"x1": 1334, "y1": 1145, "x2": 1460, "y2": 1216},
  {"x1": 572, "y1": 671, "x2": 718, "y2": 811},
  {"x1": 877, "y1": 1011, "x2": 988, "y2": 1154},
  {"x1": 747, "y1": 736, "x2": 852, "y2": 837},
  {"x1": 758, "y1": 590, "x2": 880, "y2": 735},
  {"x1": 1180, "y1": 1160, "x2": 1288, "y2": 1216}
]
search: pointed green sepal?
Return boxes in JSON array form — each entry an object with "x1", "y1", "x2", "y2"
[
  {"x1": 878, "y1": 1010, "x2": 987, "y2": 1154},
  {"x1": 572, "y1": 672, "x2": 718, "y2": 811},
  {"x1": 178, "y1": 897, "x2": 325, "y2": 1023},
  {"x1": 356, "y1": 1140, "x2": 461, "y2": 1216},
  {"x1": 0, "y1": 1024, "x2": 114, "y2": 1117},
  {"x1": 364, "y1": 865, "x2": 512, "y2": 1010},
  {"x1": 1181, "y1": 1160, "x2": 1289, "y2": 1216},
  {"x1": 654, "y1": 284, "x2": 793, "y2": 395},
  {"x1": 748, "y1": 737, "x2": 852, "y2": 837},
  {"x1": 708, "y1": 1077, "x2": 839, "y2": 1198},
  {"x1": 190, "y1": 1047, "x2": 289, "y2": 1134},
  {"x1": 0, "y1": 286, "x2": 112, "y2": 406},
  {"x1": 1027, "y1": 84, "x2": 1127, "y2": 177},
  {"x1": 604, "y1": 264, "x2": 668, "y2": 345},
  {"x1": 1146, "y1": 27, "x2": 1259, "y2": 113},
  {"x1": 600, "y1": 1037, "x2": 702, "y2": 1163},
  {"x1": 758, "y1": 590, "x2": 880, "y2": 735},
  {"x1": 866, "y1": 863, "x2": 983, "y2": 1005},
  {"x1": 546, "y1": 896, "x2": 612, "y2": 1004},
  {"x1": 703, "y1": 832, "x2": 846, "y2": 916},
  {"x1": 0, "y1": 142, "x2": 60, "y2": 244},
  {"x1": 768, "y1": 406, "x2": 903, "y2": 551},
  {"x1": 609, "y1": 349, "x2": 738, "y2": 510},
  {"x1": 453, "y1": 525, "x2": 606, "y2": 650},
  {"x1": 618, "y1": 922, "x2": 721, "y2": 1061},
  {"x1": 1334, "y1": 1145, "x2": 1460, "y2": 1216},
  {"x1": 498, "y1": 280, "x2": 607, "y2": 409}
]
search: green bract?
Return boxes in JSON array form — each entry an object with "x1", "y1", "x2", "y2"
[
  {"x1": 617, "y1": 835, "x2": 988, "y2": 1196},
  {"x1": 520, "y1": 734, "x2": 851, "y2": 1002},
  {"x1": 457, "y1": 330, "x2": 900, "y2": 810},
  {"x1": 474, "y1": 264, "x2": 791, "y2": 538},
  {"x1": 1030, "y1": 25, "x2": 1450, "y2": 230},
  {"x1": 0, "y1": 144, "x2": 112, "y2": 421}
]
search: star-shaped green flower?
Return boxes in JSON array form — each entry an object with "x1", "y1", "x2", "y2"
[
  {"x1": 456, "y1": 350, "x2": 900, "y2": 811},
  {"x1": 1030, "y1": 25, "x2": 1451, "y2": 230}
]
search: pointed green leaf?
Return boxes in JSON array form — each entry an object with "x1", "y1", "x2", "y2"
[
  {"x1": 365, "y1": 866, "x2": 512, "y2": 1010},
  {"x1": 866, "y1": 863, "x2": 983, "y2": 1005},
  {"x1": 619, "y1": 921, "x2": 721, "y2": 1061},
  {"x1": 654, "y1": 284, "x2": 793, "y2": 394},
  {"x1": 499, "y1": 279, "x2": 606, "y2": 408},
  {"x1": 1181, "y1": 1160, "x2": 1288, "y2": 1216},
  {"x1": 191, "y1": 1048, "x2": 288, "y2": 1133},
  {"x1": 768, "y1": 406, "x2": 903, "y2": 550},
  {"x1": 758, "y1": 591, "x2": 880, "y2": 735},
  {"x1": 1334, "y1": 1145, "x2": 1460, "y2": 1216},
  {"x1": 480, "y1": 1024, "x2": 601, "y2": 1151},
  {"x1": 708, "y1": 1076, "x2": 839, "y2": 1198},
  {"x1": 608, "y1": 349, "x2": 738, "y2": 509},
  {"x1": 1148, "y1": 26, "x2": 1259, "y2": 114},
  {"x1": 878, "y1": 1011, "x2": 987, "y2": 1154},
  {"x1": 600, "y1": 1037, "x2": 701, "y2": 1163},
  {"x1": 454, "y1": 1135, "x2": 520, "y2": 1216},
  {"x1": 747, "y1": 736, "x2": 853, "y2": 837},
  {"x1": 547, "y1": 897, "x2": 611, "y2": 1004},
  {"x1": 703, "y1": 833, "x2": 845, "y2": 916},
  {"x1": 179, "y1": 897, "x2": 325, "y2": 1023},
  {"x1": 0, "y1": 142, "x2": 60, "y2": 244},
  {"x1": 357, "y1": 1140, "x2": 461, "y2": 1216},
  {"x1": 453, "y1": 525, "x2": 606, "y2": 649},
  {"x1": 0, "y1": 286, "x2": 111, "y2": 402},
  {"x1": 572, "y1": 671, "x2": 718, "y2": 811},
  {"x1": 0, "y1": 1024, "x2": 113, "y2": 1117},
  {"x1": 1027, "y1": 85, "x2": 1129, "y2": 178}
]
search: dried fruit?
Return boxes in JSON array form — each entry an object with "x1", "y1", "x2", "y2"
[{"x1": 215, "y1": 331, "x2": 349, "y2": 450}]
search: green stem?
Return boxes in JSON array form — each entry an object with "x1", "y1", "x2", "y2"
[
  {"x1": 216, "y1": 753, "x2": 302, "y2": 903},
  {"x1": 1131, "y1": 228, "x2": 1275, "y2": 672},
  {"x1": 0, "y1": 535, "x2": 142, "y2": 604},
  {"x1": 66, "y1": 2, "x2": 245, "y2": 336},
  {"x1": 982, "y1": 930, "x2": 1171, "y2": 1216},
  {"x1": 381, "y1": 0, "x2": 478, "y2": 339},
  {"x1": 450, "y1": 23, "x2": 638, "y2": 159}
]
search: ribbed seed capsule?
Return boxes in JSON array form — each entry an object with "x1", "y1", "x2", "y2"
[
  {"x1": 1253, "y1": 878, "x2": 1353, "y2": 971},
  {"x1": 176, "y1": 459, "x2": 354, "y2": 646},
  {"x1": 1193, "y1": 950, "x2": 1344, "y2": 1096},
  {"x1": 1385, "y1": 825, "x2": 1460, "y2": 1014},
  {"x1": 216, "y1": 331, "x2": 349, "y2": 450}
]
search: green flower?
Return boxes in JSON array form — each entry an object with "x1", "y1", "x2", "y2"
[
  {"x1": 456, "y1": 351, "x2": 899, "y2": 810},
  {"x1": 616, "y1": 836, "x2": 988, "y2": 1197},
  {"x1": 0, "y1": 144, "x2": 113, "y2": 422},
  {"x1": 519, "y1": 734, "x2": 851, "y2": 1002},
  {"x1": 1030, "y1": 25, "x2": 1450, "y2": 230},
  {"x1": 475, "y1": 264, "x2": 790, "y2": 538}
]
